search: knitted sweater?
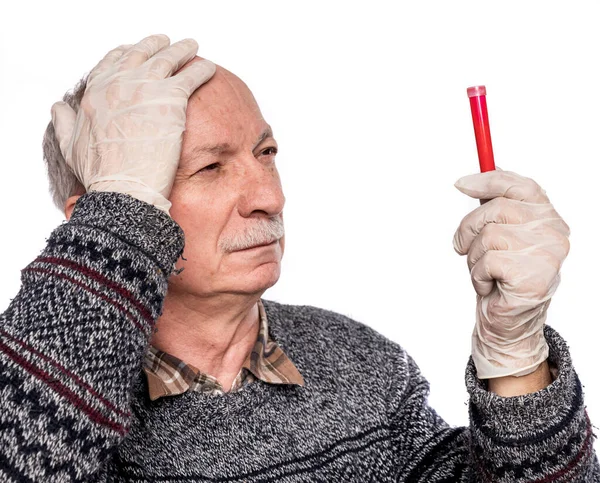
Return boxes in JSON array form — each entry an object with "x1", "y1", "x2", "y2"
[{"x1": 0, "y1": 192, "x2": 598, "y2": 482}]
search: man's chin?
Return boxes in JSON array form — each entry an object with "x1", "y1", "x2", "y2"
[
  {"x1": 238, "y1": 261, "x2": 281, "y2": 293},
  {"x1": 201, "y1": 261, "x2": 281, "y2": 297}
]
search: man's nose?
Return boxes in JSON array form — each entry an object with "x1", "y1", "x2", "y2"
[{"x1": 237, "y1": 157, "x2": 285, "y2": 218}]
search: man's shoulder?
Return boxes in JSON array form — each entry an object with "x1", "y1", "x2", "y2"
[
  {"x1": 262, "y1": 299, "x2": 406, "y2": 373},
  {"x1": 262, "y1": 299, "x2": 386, "y2": 338}
]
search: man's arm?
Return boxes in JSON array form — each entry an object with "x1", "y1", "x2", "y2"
[
  {"x1": 0, "y1": 35, "x2": 215, "y2": 481},
  {"x1": 0, "y1": 193, "x2": 183, "y2": 481},
  {"x1": 389, "y1": 325, "x2": 599, "y2": 482}
]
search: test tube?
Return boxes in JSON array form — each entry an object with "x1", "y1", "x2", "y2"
[{"x1": 467, "y1": 85, "x2": 496, "y2": 172}]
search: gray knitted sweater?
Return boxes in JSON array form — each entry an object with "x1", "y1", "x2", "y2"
[{"x1": 0, "y1": 192, "x2": 598, "y2": 482}]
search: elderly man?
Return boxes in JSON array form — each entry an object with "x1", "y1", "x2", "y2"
[{"x1": 0, "y1": 35, "x2": 597, "y2": 482}]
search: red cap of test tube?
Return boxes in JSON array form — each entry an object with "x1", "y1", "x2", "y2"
[{"x1": 467, "y1": 85, "x2": 486, "y2": 98}]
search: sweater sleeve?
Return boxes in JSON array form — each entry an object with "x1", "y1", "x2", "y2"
[
  {"x1": 389, "y1": 325, "x2": 599, "y2": 482},
  {"x1": 0, "y1": 192, "x2": 184, "y2": 482}
]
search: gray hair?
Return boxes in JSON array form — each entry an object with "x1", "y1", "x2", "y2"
[{"x1": 42, "y1": 76, "x2": 88, "y2": 211}]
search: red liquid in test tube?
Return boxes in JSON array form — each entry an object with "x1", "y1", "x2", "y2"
[{"x1": 467, "y1": 85, "x2": 496, "y2": 172}]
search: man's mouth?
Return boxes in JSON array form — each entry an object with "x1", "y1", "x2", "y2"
[{"x1": 235, "y1": 239, "x2": 278, "y2": 251}]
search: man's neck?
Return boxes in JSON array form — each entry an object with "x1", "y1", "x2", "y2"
[{"x1": 151, "y1": 291, "x2": 262, "y2": 392}]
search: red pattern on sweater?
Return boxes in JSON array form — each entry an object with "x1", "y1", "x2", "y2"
[{"x1": 0, "y1": 337, "x2": 127, "y2": 435}]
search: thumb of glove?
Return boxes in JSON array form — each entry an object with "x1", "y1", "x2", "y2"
[{"x1": 51, "y1": 101, "x2": 76, "y2": 167}]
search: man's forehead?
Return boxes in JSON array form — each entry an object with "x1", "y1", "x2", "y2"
[{"x1": 180, "y1": 59, "x2": 273, "y2": 159}]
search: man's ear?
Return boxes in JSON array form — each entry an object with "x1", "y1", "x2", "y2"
[{"x1": 64, "y1": 195, "x2": 82, "y2": 220}]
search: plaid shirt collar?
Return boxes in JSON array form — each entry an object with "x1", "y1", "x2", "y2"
[{"x1": 143, "y1": 300, "x2": 304, "y2": 400}]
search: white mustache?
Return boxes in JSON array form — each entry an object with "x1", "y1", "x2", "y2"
[{"x1": 219, "y1": 216, "x2": 285, "y2": 252}]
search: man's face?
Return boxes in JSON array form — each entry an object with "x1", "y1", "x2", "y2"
[{"x1": 167, "y1": 61, "x2": 285, "y2": 298}]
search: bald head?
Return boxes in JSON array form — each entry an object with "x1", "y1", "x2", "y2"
[{"x1": 178, "y1": 56, "x2": 261, "y2": 115}]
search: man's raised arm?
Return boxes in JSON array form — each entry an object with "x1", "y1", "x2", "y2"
[{"x1": 0, "y1": 35, "x2": 215, "y2": 481}]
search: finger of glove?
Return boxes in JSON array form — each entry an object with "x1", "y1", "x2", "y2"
[
  {"x1": 466, "y1": 220, "x2": 570, "y2": 272},
  {"x1": 170, "y1": 59, "x2": 216, "y2": 97},
  {"x1": 454, "y1": 170, "x2": 550, "y2": 204},
  {"x1": 170, "y1": 59, "x2": 216, "y2": 98},
  {"x1": 117, "y1": 34, "x2": 171, "y2": 71},
  {"x1": 470, "y1": 250, "x2": 514, "y2": 297},
  {"x1": 51, "y1": 101, "x2": 76, "y2": 164},
  {"x1": 144, "y1": 38, "x2": 199, "y2": 79},
  {"x1": 87, "y1": 44, "x2": 134, "y2": 84},
  {"x1": 453, "y1": 197, "x2": 566, "y2": 255},
  {"x1": 467, "y1": 223, "x2": 515, "y2": 272},
  {"x1": 471, "y1": 249, "x2": 561, "y2": 298}
]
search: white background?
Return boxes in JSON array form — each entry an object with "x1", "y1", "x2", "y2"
[{"x1": 1, "y1": 0, "x2": 598, "y2": 451}]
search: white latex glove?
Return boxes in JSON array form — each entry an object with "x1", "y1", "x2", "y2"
[
  {"x1": 51, "y1": 34, "x2": 216, "y2": 213},
  {"x1": 453, "y1": 170, "x2": 570, "y2": 379}
]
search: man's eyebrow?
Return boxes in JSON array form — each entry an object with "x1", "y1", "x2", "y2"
[
  {"x1": 253, "y1": 126, "x2": 274, "y2": 150},
  {"x1": 188, "y1": 126, "x2": 274, "y2": 158},
  {"x1": 190, "y1": 143, "x2": 233, "y2": 157}
]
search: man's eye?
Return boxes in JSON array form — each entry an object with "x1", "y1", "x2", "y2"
[
  {"x1": 261, "y1": 147, "x2": 278, "y2": 156},
  {"x1": 199, "y1": 163, "x2": 220, "y2": 172}
]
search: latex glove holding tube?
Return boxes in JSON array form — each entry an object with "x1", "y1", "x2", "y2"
[
  {"x1": 51, "y1": 34, "x2": 216, "y2": 214},
  {"x1": 453, "y1": 170, "x2": 571, "y2": 379}
]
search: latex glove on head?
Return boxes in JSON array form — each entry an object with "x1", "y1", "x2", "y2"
[
  {"x1": 453, "y1": 170, "x2": 570, "y2": 379},
  {"x1": 51, "y1": 34, "x2": 216, "y2": 214}
]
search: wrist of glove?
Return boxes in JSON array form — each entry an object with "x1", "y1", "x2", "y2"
[{"x1": 471, "y1": 299, "x2": 550, "y2": 379}]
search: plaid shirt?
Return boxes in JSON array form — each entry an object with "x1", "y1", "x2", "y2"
[{"x1": 143, "y1": 300, "x2": 304, "y2": 399}]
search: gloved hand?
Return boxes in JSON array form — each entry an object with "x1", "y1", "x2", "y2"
[
  {"x1": 51, "y1": 34, "x2": 216, "y2": 214},
  {"x1": 453, "y1": 170, "x2": 570, "y2": 379}
]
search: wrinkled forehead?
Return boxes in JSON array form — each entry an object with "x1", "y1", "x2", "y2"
[{"x1": 179, "y1": 59, "x2": 269, "y2": 161}]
